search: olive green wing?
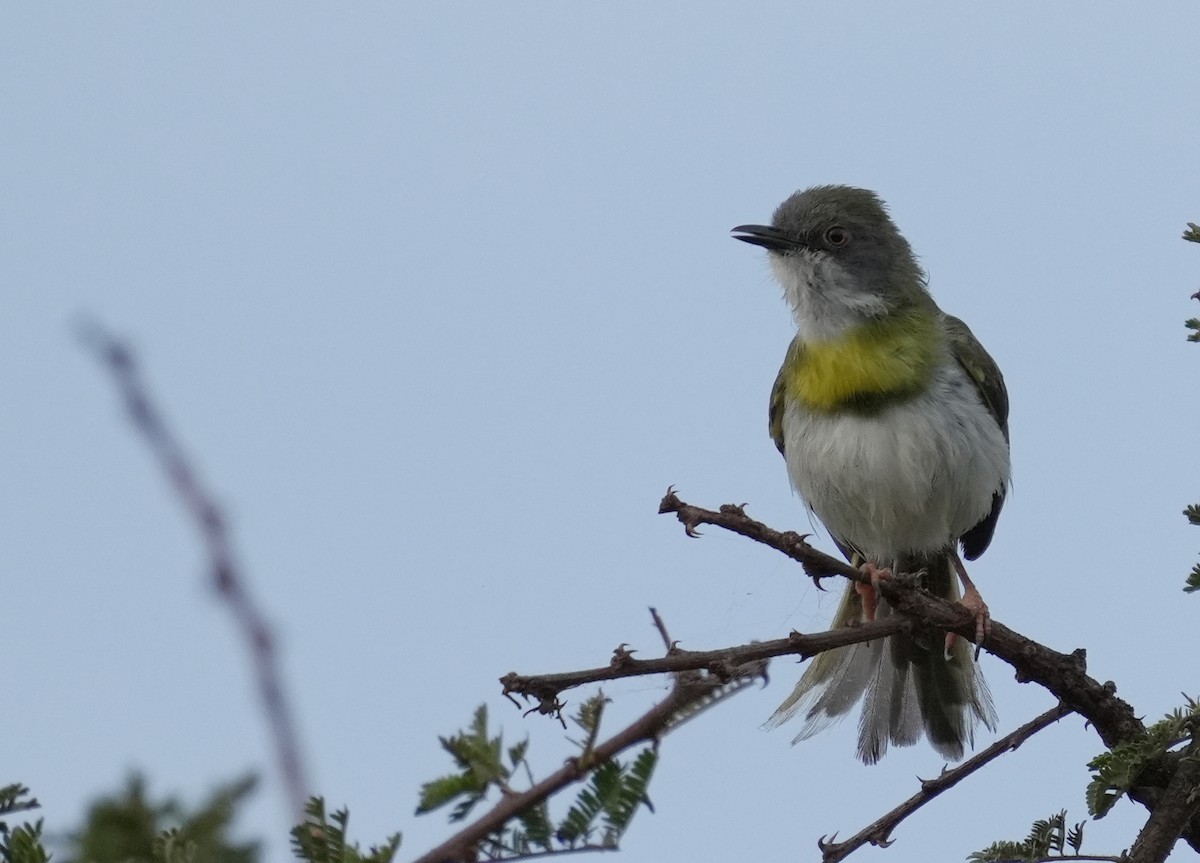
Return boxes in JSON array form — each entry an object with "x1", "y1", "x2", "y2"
[
  {"x1": 945, "y1": 314, "x2": 1010, "y2": 560},
  {"x1": 768, "y1": 335, "x2": 805, "y2": 457},
  {"x1": 768, "y1": 358, "x2": 788, "y2": 457}
]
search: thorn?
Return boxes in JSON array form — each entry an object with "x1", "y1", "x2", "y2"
[
  {"x1": 808, "y1": 570, "x2": 828, "y2": 591},
  {"x1": 611, "y1": 644, "x2": 636, "y2": 667},
  {"x1": 658, "y1": 486, "x2": 681, "y2": 514},
  {"x1": 817, "y1": 832, "x2": 838, "y2": 851}
]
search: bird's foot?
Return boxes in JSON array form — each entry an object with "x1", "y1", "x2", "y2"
[
  {"x1": 944, "y1": 584, "x2": 990, "y2": 659},
  {"x1": 855, "y1": 562, "x2": 891, "y2": 622}
]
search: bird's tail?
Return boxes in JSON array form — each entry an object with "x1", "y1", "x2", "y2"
[{"x1": 766, "y1": 553, "x2": 997, "y2": 764}]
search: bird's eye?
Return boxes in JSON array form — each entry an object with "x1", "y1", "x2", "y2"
[{"x1": 824, "y1": 226, "x2": 850, "y2": 247}]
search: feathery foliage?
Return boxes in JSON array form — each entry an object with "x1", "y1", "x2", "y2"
[
  {"x1": 0, "y1": 786, "x2": 40, "y2": 823},
  {"x1": 1185, "y1": 503, "x2": 1200, "y2": 593},
  {"x1": 0, "y1": 821, "x2": 48, "y2": 863},
  {"x1": 554, "y1": 747, "x2": 657, "y2": 851},
  {"x1": 417, "y1": 698, "x2": 658, "y2": 860},
  {"x1": 66, "y1": 773, "x2": 259, "y2": 863},
  {"x1": 968, "y1": 810, "x2": 1092, "y2": 863},
  {"x1": 0, "y1": 785, "x2": 47, "y2": 863},
  {"x1": 1087, "y1": 697, "x2": 1200, "y2": 819},
  {"x1": 417, "y1": 705, "x2": 508, "y2": 822},
  {"x1": 289, "y1": 799, "x2": 400, "y2": 863}
]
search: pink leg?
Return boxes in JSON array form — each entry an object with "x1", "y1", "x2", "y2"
[
  {"x1": 855, "y1": 562, "x2": 892, "y2": 622},
  {"x1": 945, "y1": 551, "x2": 990, "y2": 657}
]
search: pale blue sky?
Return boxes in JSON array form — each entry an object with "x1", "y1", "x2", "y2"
[{"x1": 5, "y1": 5, "x2": 1200, "y2": 861}]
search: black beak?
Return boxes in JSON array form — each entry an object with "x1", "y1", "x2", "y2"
[{"x1": 730, "y1": 224, "x2": 798, "y2": 252}]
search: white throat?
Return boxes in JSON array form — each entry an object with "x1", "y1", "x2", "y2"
[{"x1": 770, "y1": 250, "x2": 888, "y2": 342}]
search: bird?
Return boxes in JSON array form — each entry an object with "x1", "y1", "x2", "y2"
[{"x1": 731, "y1": 185, "x2": 1009, "y2": 764}]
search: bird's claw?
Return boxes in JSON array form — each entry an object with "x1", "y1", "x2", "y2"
[
  {"x1": 854, "y1": 562, "x2": 892, "y2": 622},
  {"x1": 945, "y1": 585, "x2": 990, "y2": 659}
]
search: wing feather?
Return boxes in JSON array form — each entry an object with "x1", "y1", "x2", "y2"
[{"x1": 944, "y1": 314, "x2": 1010, "y2": 560}]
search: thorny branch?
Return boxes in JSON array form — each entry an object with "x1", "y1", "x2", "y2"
[
  {"x1": 657, "y1": 489, "x2": 1145, "y2": 739},
  {"x1": 81, "y1": 322, "x2": 310, "y2": 820},
  {"x1": 659, "y1": 487, "x2": 861, "y2": 585},
  {"x1": 501, "y1": 617, "x2": 906, "y2": 707},
  {"x1": 507, "y1": 488, "x2": 1200, "y2": 859},
  {"x1": 657, "y1": 489, "x2": 1200, "y2": 854},
  {"x1": 818, "y1": 703, "x2": 1073, "y2": 863}
]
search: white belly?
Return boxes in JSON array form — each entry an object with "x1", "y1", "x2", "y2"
[{"x1": 781, "y1": 361, "x2": 1010, "y2": 562}]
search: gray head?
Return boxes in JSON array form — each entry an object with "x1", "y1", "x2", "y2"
[{"x1": 733, "y1": 186, "x2": 931, "y2": 331}]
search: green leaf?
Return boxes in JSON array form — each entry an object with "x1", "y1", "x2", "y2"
[
  {"x1": 601, "y1": 747, "x2": 657, "y2": 843},
  {"x1": 969, "y1": 810, "x2": 1085, "y2": 863},
  {"x1": 554, "y1": 747, "x2": 658, "y2": 851},
  {"x1": 66, "y1": 772, "x2": 258, "y2": 863},
  {"x1": 440, "y1": 705, "x2": 508, "y2": 784},
  {"x1": 290, "y1": 797, "x2": 400, "y2": 863},
  {"x1": 0, "y1": 786, "x2": 40, "y2": 821},
  {"x1": 1067, "y1": 820, "x2": 1085, "y2": 853},
  {"x1": 967, "y1": 839, "x2": 1034, "y2": 862},
  {"x1": 571, "y1": 695, "x2": 609, "y2": 738},
  {"x1": 0, "y1": 785, "x2": 45, "y2": 863},
  {"x1": 417, "y1": 705, "x2": 514, "y2": 823},
  {"x1": 1, "y1": 820, "x2": 49, "y2": 863},
  {"x1": 415, "y1": 774, "x2": 486, "y2": 817},
  {"x1": 1088, "y1": 700, "x2": 1198, "y2": 817},
  {"x1": 507, "y1": 739, "x2": 529, "y2": 770},
  {"x1": 556, "y1": 763, "x2": 611, "y2": 847},
  {"x1": 1185, "y1": 563, "x2": 1200, "y2": 594},
  {"x1": 515, "y1": 801, "x2": 554, "y2": 852}
]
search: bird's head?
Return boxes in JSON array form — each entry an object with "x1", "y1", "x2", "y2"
[{"x1": 733, "y1": 185, "x2": 931, "y2": 336}]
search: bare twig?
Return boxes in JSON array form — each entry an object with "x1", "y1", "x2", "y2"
[
  {"x1": 81, "y1": 323, "x2": 309, "y2": 820},
  {"x1": 501, "y1": 617, "x2": 906, "y2": 705},
  {"x1": 1017, "y1": 857, "x2": 1126, "y2": 862},
  {"x1": 818, "y1": 703, "x2": 1073, "y2": 862},
  {"x1": 659, "y1": 488, "x2": 859, "y2": 586},
  {"x1": 649, "y1": 607, "x2": 673, "y2": 651}
]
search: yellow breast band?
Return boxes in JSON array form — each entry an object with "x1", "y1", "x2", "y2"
[{"x1": 785, "y1": 312, "x2": 940, "y2": 412}]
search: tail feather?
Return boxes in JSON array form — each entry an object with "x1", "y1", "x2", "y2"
[
  {"x1": 766, "y1": 581, "x2": 879, "y2": 741},
  {"x1": 909, "y1": 555, "x2": 997, "y2": 760},
  {"x1": 770, "y1": 552, "x2": 996, "y2": 763},
  {"x1": 858, "y1": 610, "x2": 922, "y2": 762}
]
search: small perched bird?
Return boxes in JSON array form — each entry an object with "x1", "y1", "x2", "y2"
[{"x1": 732, "y1": 186, "x2": 1009, "y2": 764}]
